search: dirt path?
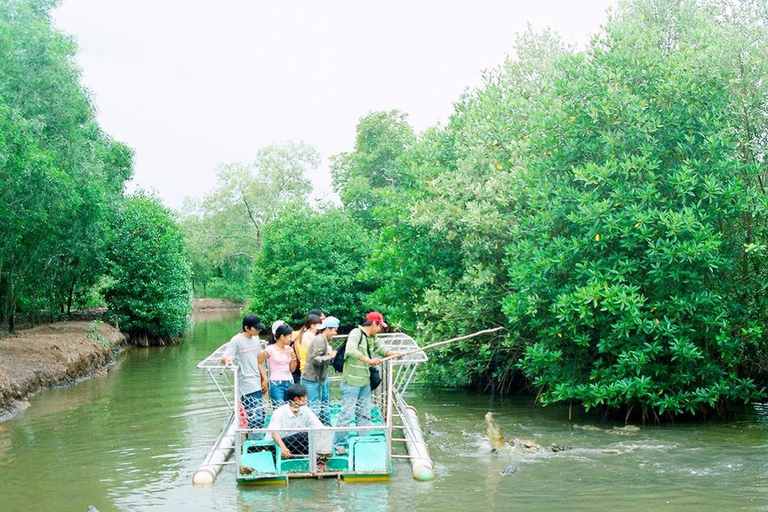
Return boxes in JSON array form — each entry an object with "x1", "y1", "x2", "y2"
[{"x1": 0, "y1": 321, "x2": 125, "y2": 421}]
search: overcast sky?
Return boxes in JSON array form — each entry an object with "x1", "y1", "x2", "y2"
[{"x1": 53, "y1": 0, "x2": 615, "y2": 210}]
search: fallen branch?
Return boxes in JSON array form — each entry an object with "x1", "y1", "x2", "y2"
[{"x1": 381, "y1": 326, "x2": 505, "y2": 362}]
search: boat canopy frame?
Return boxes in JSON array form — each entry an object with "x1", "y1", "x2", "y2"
[{"x1": 195, "y1": 331, "x2": 431, "y2": 484}]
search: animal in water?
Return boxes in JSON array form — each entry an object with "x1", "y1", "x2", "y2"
[
  {"x1": 87, "y1": 506, "x2": 101, "y2": 512},
  {"x1": 485, "y1": 412, "x2": 506, "y2": 450},
  {"x1": 511, "y1": 437, "x2": 542, "y2": 454},
  {"x1": 484, "y1": 412, "x2": 542, "y2": 454},
  {"x1": 608, "y1": 425, "x2": 640, "y2": 435},
  {"x1": 500, "y1": 464, "x2": 518, "y2": 476},
  {"x1": 573, "y1": 424, "x2": 640, "y2": 434},
  {"x1": 573, "y1": 424, "x2": 604, "y2": 432}
]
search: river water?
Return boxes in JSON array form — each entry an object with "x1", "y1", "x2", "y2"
[{"x1": 2, "y1": 311, "x2": 768, "y2": 511}]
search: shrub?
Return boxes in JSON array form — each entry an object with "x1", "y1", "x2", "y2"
[{"x1": 105, "y1": 193, "x2": 192, "y2": 345}]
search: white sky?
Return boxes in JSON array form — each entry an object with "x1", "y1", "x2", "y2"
[{"x1": 53, "y1": 0, "x2": 615, "y2": 210}]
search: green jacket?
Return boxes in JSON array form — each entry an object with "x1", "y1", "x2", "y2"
[{"x1": 341, "y1": 327, "x2": 388, "y2": 387}]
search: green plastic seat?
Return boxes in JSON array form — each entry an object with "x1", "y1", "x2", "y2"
[
  {"x1": 349, "y1": 435, "x2": 388, "y2": 473},
  {"x1": 241, "y1": 439, "x2": 280, "y2": 474}
]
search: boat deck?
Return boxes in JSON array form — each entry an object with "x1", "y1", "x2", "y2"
[{"x1": 238, "y1": 403, "x2": 388, "y2": 484}]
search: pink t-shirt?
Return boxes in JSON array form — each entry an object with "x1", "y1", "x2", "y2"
[{"x1": 265, "y1": 344, "x2": 294, "y2": 381}]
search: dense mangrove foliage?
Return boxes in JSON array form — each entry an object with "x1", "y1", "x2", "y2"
[
  {"x1": 105, "y1": 194, "x2": 191, "y2": 346},
  {"x1": 180, "y1": 141, "x2": 321, "y2": 301},
  {"x1": 249, "y1": 206, "x2": 374, "y2": 326},
  {"x1": 183, "y1": 0, "x2": 768, "y2": 420},
  {"x1": 0, "y1": 0, "x2": 191, "y2": 343}
]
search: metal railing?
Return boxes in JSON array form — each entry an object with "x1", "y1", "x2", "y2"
[{"x1": 198, "y1": 331, "x2": 428, "y2": 480}]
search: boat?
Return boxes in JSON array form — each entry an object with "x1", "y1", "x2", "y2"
[{"x1": 193, "y1": 332, "x2": 434, "y2": 485}]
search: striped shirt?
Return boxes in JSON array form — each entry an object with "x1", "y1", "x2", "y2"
[{"x1": 341, "y1": 327, "x2": 388, "y2": 387}]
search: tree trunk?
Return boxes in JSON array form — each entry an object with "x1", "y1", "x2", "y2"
[
  {"x1": 7, "y1": 268, "x2": 15, "y2": 333},
  {"x1": 67, "y1": 283, "x2": 75, "y2": 316}
]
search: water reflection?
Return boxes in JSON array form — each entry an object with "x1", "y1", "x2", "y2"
[
  {"x1": 0, "y1": 423, "x2": 10, "y2": 460},
  {"x1": 236, "y1": 481, "x2": 391, "y2": 512},
  {"x1": 191, "y1": 308, "x2": 245, "y2": 324}
]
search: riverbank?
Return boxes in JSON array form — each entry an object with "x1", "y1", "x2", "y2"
[
  {"x1": 0, "y1": 301, "x2": 241, "y2": 421},
  {"x1": 0, "y1": 321, "x2": 126, "y2": 421}
]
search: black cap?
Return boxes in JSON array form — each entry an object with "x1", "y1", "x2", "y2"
[{"x1": 243, "y1": 313, "x2": 266, "y2": 331}]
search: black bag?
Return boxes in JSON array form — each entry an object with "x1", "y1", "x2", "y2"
[
  {"x1": 292, "y1": 342, "x2": 302, "y2": 383},
  {"x1": 333, "y1": 328, "x2": 382, "y2": 391},
  {"x1": 332, "y1": 338, "x2": 346, "y2": 372},
  {"x1": 364, "y1": 331, "x2": 383, "y2": 390},
  {"x1": 332, "y1": 327, "x2": 361, "y2": 373},
  {"x1": 369, "y1": 367, "x2": 382, "y2": 391}
]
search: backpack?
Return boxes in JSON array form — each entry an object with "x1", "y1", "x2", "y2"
[
  {"x1": 333, "y1": 327, "x2": 364, "y2": 372},
  {"x1": 332, "y1": 336, "x2": 347, "y2": 372},
  {"x1": 332, "y1": 339, "x2": 346, "y2": 372}
]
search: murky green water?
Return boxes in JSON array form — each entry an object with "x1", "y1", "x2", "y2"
[{"x1": 2, "y1": 311, "x2": 768, "y2": 511}]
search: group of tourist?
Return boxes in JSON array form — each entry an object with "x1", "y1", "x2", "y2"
[{"x1": 220, "y1": 310, "x2": 401, "y2": 458}]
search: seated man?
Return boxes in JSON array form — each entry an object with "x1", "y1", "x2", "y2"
[{"x1": 265, "y1": 383, "x2": 324, "y2": 458}]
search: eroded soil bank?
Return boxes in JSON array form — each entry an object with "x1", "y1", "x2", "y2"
[
  {"x1": 0, "y1": 300, "x2": 243, "y2": 421},
  {"x1": 0, "y1": 321, "x2": 125, "y2": 421}
]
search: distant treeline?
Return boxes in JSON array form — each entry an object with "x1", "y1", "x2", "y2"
[
  {"x1": 0, "y1": 1, "x2": 191, "y2": 344},
  {"x1": 185, "y1": 0, "x2": 768, "y2": 420}
]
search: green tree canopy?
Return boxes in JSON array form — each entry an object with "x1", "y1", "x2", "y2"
[
  {"x1": 331, "y1": 110, "x2": 415, "y2": 230},
  {"x1": 0, "y1": 0, "x2": 133, "y2": 330},
  {"x1": 249, "y1": 206, "x2": 374, "y2": 326},
  {"x1": 105, "y1": 193, "x2": 192, "y2": 345},
  {"x1": 505, "y1": 0, "x2": 768, "y2": 420},
  {"x1": 363, "y1": 0, "x2": 768, "y2": 418},
  {"x1": 180, "y1": 141, "x2": 320, "y2": 300},
  {"x1": 363, "y1": 29, "x2": 568, "y2": 391}
]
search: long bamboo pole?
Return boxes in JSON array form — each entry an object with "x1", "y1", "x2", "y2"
[{"x1": 381, "y1": 326, "x2": 505, "y2": 362}]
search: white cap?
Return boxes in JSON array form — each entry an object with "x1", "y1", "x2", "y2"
[
  {"x1": 271, "y1": 320, "x2": 286, "y2": 336},
  {"x1": 319, "y1": 316, "x2": 340, "y2": 330}
]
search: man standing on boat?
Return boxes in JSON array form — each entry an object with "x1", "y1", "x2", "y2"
[
  {"x1": 221, "y1": 313, "x2": 269, "y2": 430},
  {"x1": 333, "y1": 311, "x2": 401, "y2": 455}
]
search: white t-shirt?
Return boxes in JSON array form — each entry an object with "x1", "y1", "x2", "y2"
[
  {"x1": 222, "y1": 333, "x2": 263, "y2": 396},
  {"x1": 265, "y1": 403, "x2": 324, "y2": 439}
]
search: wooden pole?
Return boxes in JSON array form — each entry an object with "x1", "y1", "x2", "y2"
[{"x1": 381, "y1": 326, "x2": 505, "y2": 362}]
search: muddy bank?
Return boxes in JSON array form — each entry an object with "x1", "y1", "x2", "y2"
[
  {"x1": 192, "y1": 298, "x2": 247, "y2": 311},
  {"x1": 0, "y1": 321, "x2": 125, "y2": 421}
]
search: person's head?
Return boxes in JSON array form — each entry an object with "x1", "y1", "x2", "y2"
[
  {"x1": 303, "y1": 314, "x2": 323, "y2": 333},
  {"x1": 363, "y1": 311, "x2": 388, "y2": 334},
  {"x1": 285, "y1": 384, "x2": 308, "y2": 411},
  {"x1": 318, "y1": 316, "x2": 340, "y2": 337},
  {"x1": 308, "y1": 309, "x2": 326, "y2": 321},
  {"x1": 271, "y1": 320, "x2": 286, "y2": 337},
  {"x1": 270, "y1": 323, "x2": 293, "y2": 344},
  {"x1": 242, "y1": 314, "x2": 265, "y2": 334}
]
